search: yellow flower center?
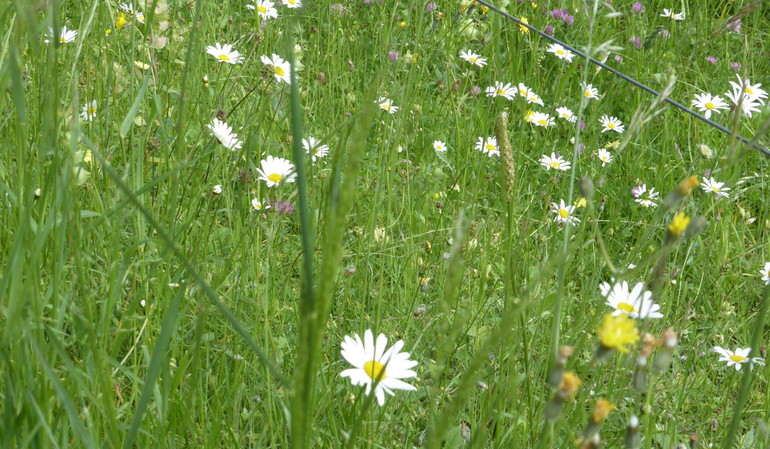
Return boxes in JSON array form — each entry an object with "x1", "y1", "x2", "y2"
[
  {"x1": 584, "y1": 90, "x2": 592, "y2": 97},
  {"x1": 469, "y1": 56, "x2": 477, "y2": 63},
  {"x1": 363, "y1": 360, "x2": 386, "y2": 380},
  {"x1": 556, "y1": 49, "x2": 565, "y2": 56},
  {"x1": 711, "y1": 186, "x2": 719, "y2": 192},
  {"x1": 87, "y1": 106, "x2": 97, "y2": 115},
  {"x1": 608, "y1": 123, "x2": 615, "y2": 128},
  {"x1": 496, "y1": 89, "x2": 506, "y2": 96},
  {"x1": 558, "y1": 209, "x2": 569, "y2": 219},
  {"x1": 257, "y1": 5, "x2": 267, "y2": 13},
  {"x1": 380, "y1": 103, "x2": 390, "y2": 111},
  {"x1": 549, "y1": 161, "x2": 560, "y2": 168},
  {"x1": 705, "y1": 102, "x2": 715, "y2": 110},
  {"x1": 59, "y1": 37, "x2": 67, "y2": 43},
  {"x1": 729, "y1": 355, "x2": 746, "y2": 363},
  {"x1": 744, "y1": 87, "x2": 753, "y2": 95},
  {"x1": 485, "y1": 144, "x2": 495, "y2": 152},
  {"x1": 219, "y1": 54, "x2": 231, "y2": 62},
  {"x1": 617, "y1": 302, "x2": 636, "y2": 313},
  {"x1": 268, "y1": 173, "x2": 282, "y2": 183},
  {"x1": 274, "y1": 66, "x2": 285, "y2": 77},
  {"x1": 288, "y1": 0, "x2": 296, "y2": 4},
  {"x1": 538, "y1": 119, "x2": 548, "y2": 126}
]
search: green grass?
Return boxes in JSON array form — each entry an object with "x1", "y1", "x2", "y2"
[{"x1": 1, "y1": 0, "x2": 770, "y2": 447}]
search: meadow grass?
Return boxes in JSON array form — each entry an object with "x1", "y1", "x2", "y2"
[{"x1": 1, "y1": 0, "x2": 770, "y2": 447}]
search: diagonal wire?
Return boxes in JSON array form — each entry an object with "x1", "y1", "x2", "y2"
[{"x1": 474, "y1": 0, "x2": 770, "y2": 158}]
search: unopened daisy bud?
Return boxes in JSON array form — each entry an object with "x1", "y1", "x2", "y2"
[
  {"x1": 625, "y1": 415, "x2": 641, "y2": 449},
  {"x1": 697, "y1": 144, "x2": 713, "y2": 159},
  {"x1": 684, "y1": 215, "x2": 707, "y2": 239},
  {"x1": 633, "y1": 345, "x2": 653, "y2": 391},
  {"x1": 653, "y1": 328, "x2": 678, "y2": 373},
  {"x1": 579, "y1": 177, "x2": 594, "y2": 201},
  {"x1": 202, "y1": 75, "x2": 209, "y2": 88},
  {"x1": 548, "y1": 345, "x2": 574, "y2": 386},
  {"x1": 211, "y1": 184, "x2": 223, "y2": 195}
]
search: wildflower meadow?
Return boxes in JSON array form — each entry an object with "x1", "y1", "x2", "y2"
[{"x1": 3, "y1": 0, "x2": 770, "y2": 447}]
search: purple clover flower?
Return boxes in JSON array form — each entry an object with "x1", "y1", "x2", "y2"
[{"x1": 631, "y1": 2, "x2": 644, "y2": 14}]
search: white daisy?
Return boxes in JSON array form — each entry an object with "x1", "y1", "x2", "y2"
[
  {"x1": 526, "y1": 91, "x2": 545, "y2": 106},
  {"x1": 459, "y1": 50, "x2": 487, "y2": 67},
  {"x1": 120, "y1": 3, "x2": 145, "y2": 23},
  {"x1": 260, "y1": 54, "x2": 292, "y2": 84},
  {"x1": 206, "y1": 43, "x2": 244, "y2": 64},
  {"x1": 546, "y1": 43, "x2": 575, "y2": 62},
  {"x1": 712, "y1": 347, "x2": 765, "y2": 371},
  {"x1": 597, "y1": 148, "x2": 613, "y2": 166},
  {"x1": 551, "y1": 200, "x2": 579, "y2": 224},
  {"x1": 212, "y1": 185, "x2": 223, "y2": 195},
  {"x1": 540, "y1": 153, "x2": 570, "y2": 171},
  {"x1": 555, "y1": 107, "x2": 577, "y2": 123},
  {"x1": 433, "y1": 140, "x2": 447, "y2": 152},
  {"x1": 247, "y1": 0, "x2": 279, "y2": 19},
  {"x1": 340, "y1": 329, "x2": 418, "y2": 406},
  {"x1": 581, "y1": 83, "x2": 601, "y2": 100},
  {"x1": 375, "y1": 97, "x2": 398, "y2": 114},
  {"x1": 80, "y1": 100, "x2": 98, "y2": 122},
  {"x1": 475, "y1": 137, "x2": 499, "y2": 157},
  {"x1": 634, "y1": 184, "x2": 659, "y2": 208},
  {"x1": 485, "y1": 81, "x2": 516, "y2": 100},
  {"x1": 284, "y1": 0, "x2": 302, "y2": 8},
  {"x1": 600, "y1": 281, "x2": 663, "y2": 319},
  {"x1": 660, "y1": 9, "x2": 685, "y2": 20},
  {"x1": 302, "y1": 136, "x2": 329, "y2": 161},
  {"x1": 251, "y1": 198, "x2": 270, "y2": 211},
  {"x1": 724, "y1": 88, "x2": 763, "y2": 118},
  {"x1": 691, "y1": 93, "x2": 729, "y2": 119},
  {"x1": 599, "y1": 115, "x2": 625, "y2": 133},
  {"x1": 729, "y1": 75, "x2": 767, "y2": 103},
  {"x1": 45, "y1": 26, "x2": 78, "y2": 44},
  {"x1": 700, "y1": 177, "x2": 730, "y2": 198},
  {"x1": 760, "y1": 262, "x2": 770, "y2": 285},
  {"x1": 517, "y1": 83, "x2": 532, "y2": 98},
  {"x1": 207, "y1": 118, "x2": 243, "y2": 151},
  {"x1": 256, "y1": 155, "x2": 297, "y2": 187},
  {"x1": 531, "y1": 112, "x2": 555, "y2": 127}
]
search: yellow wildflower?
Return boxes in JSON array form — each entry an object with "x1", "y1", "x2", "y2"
[
  {"x1": 116, "y1": 12, "x2": 128, "y2": 30},
  {"x1": 519, "y1": 17, "x2": 530, "y2": 34},
  {"x1": 667, "y1": 212, "x2": 690, "y2": 239},
  {"x1": 675, "y1": 175, "x2": 699, "y2": 196},
  {"x1": 558, "y1": 371, "x2": 581, "y2": 398},
  {"x1": 596, "y1": 313, "x2": 639, "y2": 353},
  {"x1": 591, "y1": 399, "x2": 615, "y2": 424}
]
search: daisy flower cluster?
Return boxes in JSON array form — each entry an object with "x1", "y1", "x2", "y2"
[{"x1": 692, "y1": 75, "x2": 768, "y2": 119}]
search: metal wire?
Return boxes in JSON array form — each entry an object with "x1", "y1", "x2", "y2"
[{"x1": 473, "y1": 0, "x2": 770, "y2": 158}]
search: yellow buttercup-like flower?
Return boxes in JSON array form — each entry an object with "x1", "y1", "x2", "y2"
[
  {"x1": 116, "y1": 13, "x2": 128, "y2": 30},
  {"x1": 596, "y1": 313, "x2": 639, "y2": 353},
  {"x1": 591, "y1": 399, "x2": 615, "y2": 424},
  {"x1": 667, "y1": 212, "x2": 690, "y2": 239}
]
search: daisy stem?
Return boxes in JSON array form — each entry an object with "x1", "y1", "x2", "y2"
[{"x1": 722, "y1": 284, "x2": 770, "y2": 449}]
